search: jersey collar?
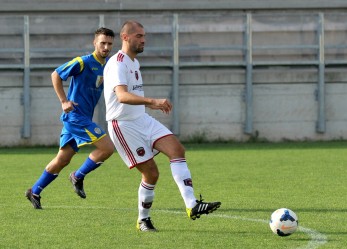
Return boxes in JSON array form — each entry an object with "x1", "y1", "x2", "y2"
[{"x1": 92, "y1": 51, "x2": 105, "y2": 66}]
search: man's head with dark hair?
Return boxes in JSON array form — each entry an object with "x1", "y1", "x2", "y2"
[
  {"x1": 93, "y1": 27, "x2": 115, "y2": 61},
  {"x1": 95, "y1": 27, "x2": 115, "y2": 38}
]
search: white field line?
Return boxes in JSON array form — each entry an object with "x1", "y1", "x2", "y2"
[
  {"x1": 42, "y1": 206, "x2": 328, "y2": 249},
  {"x1": 153, "y1": 210, "x2": 327, "y2": 249},
  {"x1": 209, "y1": 213, "x2": 328, "y2": 249}
]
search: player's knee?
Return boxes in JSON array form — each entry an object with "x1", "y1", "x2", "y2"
[
  {"x1": 146, "y1": 172, "x2": 159, "y2": 184},
  {"x1": 178, "y1": 145, "x2": 186, "y2": 156},
  {"x1": 152, "y1": 170, "x2": 159, "y2": 181},
  {"x1": 173, "y1": 143, "x2": 185, "y2": 158},
  {"x1": 144, "y1": 168, "x2": 159, "y2": 183},
  {"x1": 56, "y1": 157, "x2": 71, "y2": 167},
  {"x1": 98, "y1": 139, "x2": 115, "y2": 159},
  {"x1": 103, "y1": 145, "x2": 114, "y2": 159}
]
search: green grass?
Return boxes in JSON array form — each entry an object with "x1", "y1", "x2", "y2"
[{"x1": 0, "y1": 142, "x2": 346, "y2": 249}]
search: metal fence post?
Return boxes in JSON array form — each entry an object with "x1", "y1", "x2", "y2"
[
  {"x1": 244, "y1": 13, "x2": 253, "y2": 134},
  {"x1": 172, "y1": 13, "x2": 180, "y2": 135},
  {"x1": 97, "y1": 14, "x2": 107, "y2": 132},
  {"x1": 22, "y1": 15, "x2": 31, "y2": 138},
  {"x1": 316, "y1": 12, "x2": 326, "y2": 133}
]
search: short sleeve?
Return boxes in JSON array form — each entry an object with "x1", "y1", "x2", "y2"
[{"x1": 55, "y1": 57, "x2": 84, "y2": 81}]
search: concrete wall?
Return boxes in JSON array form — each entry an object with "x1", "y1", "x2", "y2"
[
  {"x1": 2, "y1": 67, "x2": 347, "y2": 146},
  {"x1": 1, "y1": 3, "x2": 347, "y2": 146},
  {"x1": 1, "y1": 0, "x2": 347, "y2": 12}
]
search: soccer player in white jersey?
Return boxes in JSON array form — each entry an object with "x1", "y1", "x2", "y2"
[{"x1": 104, "y1": 20, "x2": 221, "y2": 232}]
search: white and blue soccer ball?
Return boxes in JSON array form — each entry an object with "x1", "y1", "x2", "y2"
[{"x1": 269, "y1": 208, "x2": 298, "y2": 236}]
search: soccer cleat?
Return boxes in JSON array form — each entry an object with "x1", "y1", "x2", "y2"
[
  {"x1": 136, "y1": 217, "x2": 158, "y2": 232},
  {"x1": 25, "y1": 188, "x2": 42, "y2": 209},
  {"x1": 69, "y1": 171, "x2": 86, "y2": 199},
  {"x1": 186, "y1": 195, "x2": 221, "y2": 220}
]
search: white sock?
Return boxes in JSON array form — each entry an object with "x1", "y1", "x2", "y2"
[
  {"x1": 170, "y1": 158, "x2": 197, "y2": 208},
  {"x1": 138, "y1": 181, "x2": 155, "y2": 220}
]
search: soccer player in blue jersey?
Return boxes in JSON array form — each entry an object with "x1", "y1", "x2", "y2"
[{"x1": 25, "y1": 27, "x2": 115, "y2": 209}]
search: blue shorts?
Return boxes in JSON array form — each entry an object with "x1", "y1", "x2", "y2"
[{"x1": 60, "y1": 121, "x2": 107, "y2": 152}]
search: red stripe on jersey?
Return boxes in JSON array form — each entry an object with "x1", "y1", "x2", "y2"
[
  {"x1": 117, "y1": 53, "x2": 124, "y2": 62},
  {"x1": 112, "y1": 120, "x2": 137, "y2": 166}
]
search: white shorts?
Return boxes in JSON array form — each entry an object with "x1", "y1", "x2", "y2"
[{"x1": 108, "y1": 113, "x2": 173, "y2": 168}]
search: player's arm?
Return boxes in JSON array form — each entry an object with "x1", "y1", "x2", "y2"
[
  {"x1": 51, "y1": 70, "x2": 78, "y2": 113},
  {"x1": 115, "y1": 85, "x2": 172, "y2": 114}
]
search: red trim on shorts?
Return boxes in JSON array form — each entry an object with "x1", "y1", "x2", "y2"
[
  {"x1": 129, "y1": 156, "x2": 155, "y2": 169},
  {"x1": 152, "y1": 134, "x2": 173, "y2": 151},
  {"x1": 112, "y1": 120, "x2": 137, "y2": 166}
]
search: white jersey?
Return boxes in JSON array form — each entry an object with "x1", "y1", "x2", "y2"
[
  {"x1": 105, "y1": 51, "x2": 173, "y2": 168},
  {"x1": 104, "y1": 50, "x2": 145, "y2": 121}
]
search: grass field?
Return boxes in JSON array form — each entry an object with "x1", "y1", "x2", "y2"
[{"x1": 0, "y1": 142, "x2": 346, "y2": 249}]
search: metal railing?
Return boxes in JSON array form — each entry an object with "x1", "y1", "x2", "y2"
[{"x1": 1, "y1": 12, "x2": 347, "y2": 138}]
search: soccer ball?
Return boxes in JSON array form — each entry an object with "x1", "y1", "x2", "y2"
[{"x1": 269, "y1": 208, "x2": 298, "y2": 236}]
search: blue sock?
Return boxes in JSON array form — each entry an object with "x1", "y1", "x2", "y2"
[
  {"x1": 32, "y1": 170, "x2": 58, "y2": 195},
  {"x1": 75, "y1": 157, "x2": 103, "y2": 179}
]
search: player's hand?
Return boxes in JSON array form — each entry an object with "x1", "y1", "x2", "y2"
[
  {"x1": 148, "y1": 98, "x2": 172, "y2": 114},
  {"x1": 62, "y1": 100, "x2": 78, "y2": 113}
]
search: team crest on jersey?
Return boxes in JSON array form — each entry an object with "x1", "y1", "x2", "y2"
[
  {"x1": 95, "y1": 75, "x2": 103, "y2": 88},
  {"x1": 135, "y1": 71, "x2": 139, "y2": 80},
  {"x1": 94, "y1": 127, "x2": 101, "y2": 135},
  {"x1": 136, "y1": 147, "x2": 145, "y2": 156}
]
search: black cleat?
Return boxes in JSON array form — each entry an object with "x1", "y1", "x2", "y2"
[
  {"x1": 186, "y1": 195, "x2": 221, "y2": 220},
  {"x1": 136, "y1": 217, "x2": 158, "y2": 232},
  {"x1": 69, "y1": 171, "x2": 86, "y2": 199},
  {"x1": 25, "y1": 188, "x2": 42, "y2": 209}
]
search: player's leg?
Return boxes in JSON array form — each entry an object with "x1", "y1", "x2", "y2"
[
  {"x1": 108, "y1": 117, "x2": 160, "y2": 231},
  {"x1": 73, "y1": 135, "x2": 114, "y2": 179},
  {"x1": 89, "y1": 134, "x2": 115, "y2": 162},
  {"x1": 154, "y1": 135, "x2": 221, "y2": 220},
  {"x1": 68, "y1": 122, "x2": 114, "y2": 198},
  {"x1": 45, "y1": 144, "x2": 76, "y2": 174},
  {"x1": 25, "y1": 144, "x2": 76, "y2": 209},
  {"x1": 154, "y1": 135, "x2": 196, "y2": 206},
  {"x1": 135, "y1": 160, "x2": 159, "y2": 232}
]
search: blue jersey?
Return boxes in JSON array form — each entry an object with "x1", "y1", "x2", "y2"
[{"x1": 56, "y1": 52, "x2": 106, "y2": 125}]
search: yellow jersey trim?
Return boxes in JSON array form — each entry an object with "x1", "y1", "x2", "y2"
[
  {"x1": 77, "y1": 130, "x2": 106, "y2": 148},
  {"x1": 62, "y1": 56, "x2": 84, "y2": 73},
  {"x1": 92, "y1": 51, "x2": 105, "y2": 66}
]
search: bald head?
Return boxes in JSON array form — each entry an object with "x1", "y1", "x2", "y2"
[
  {"x1": 119, "y1": 20, "x2": 145, "y2": 59},
  {"x1": 120, "y1": 21, "x2": 144, "y2": 36}
]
